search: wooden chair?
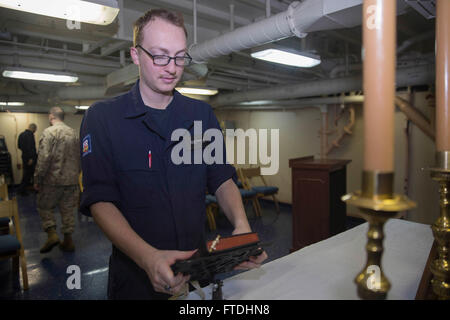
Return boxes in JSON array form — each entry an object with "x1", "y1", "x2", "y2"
[
  {"x1": 0, "y1": 181, "x2": 10, "y2": 235},
  {"x1": 238, "y1": 167, "x2": 280, "y2": 215},
  {"x1": 0, "y1": 182, "x2": 7, "y2": 200},
  {"x1": 0, "y1": 197, "x2": 29, "y2": 290}
]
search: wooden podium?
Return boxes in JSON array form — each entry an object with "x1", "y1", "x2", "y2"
[{"x1": 289, "y1": 156, "x2": 351, "y2": 252}]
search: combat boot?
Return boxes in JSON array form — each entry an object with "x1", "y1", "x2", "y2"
[
  {"x1": 40, "y1": 227, "x2": 60, "y2": 253},
  {"x1": 59, "y1": 233, "x2": 75, "y2": 252}
]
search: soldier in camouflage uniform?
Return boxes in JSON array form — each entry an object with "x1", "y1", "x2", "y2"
[{"x1": 34, "y1": 107, "x2": 80, "y2": 253}]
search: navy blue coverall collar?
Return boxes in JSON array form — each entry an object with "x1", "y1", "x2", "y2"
[{"x1": 124, "y1": 81, "x2": 194, "y2": 145}]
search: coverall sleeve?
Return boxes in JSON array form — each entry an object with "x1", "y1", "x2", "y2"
[
  {"x1": 79, "y1": 105, "x2": 121, "y2": 216},
  {"x1": 205, "y1": 106, "x2": 238, "y2": 194}
]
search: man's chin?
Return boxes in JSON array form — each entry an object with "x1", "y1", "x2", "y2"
[{"x1": 156, "y1": 84, "x2": 178, "y2": 95}]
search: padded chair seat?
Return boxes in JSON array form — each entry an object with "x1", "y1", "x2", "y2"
[
  {"x1": 239, "y1": 188, "x2": 257, "y2": 198},
  {"x1": 252, "y1": 186, "x2": 279, "y2": 195},
  {"x1": 0, "y1": 217, "x2": 10, "y2": 227},
  {"x1": 206, "y1": 194, "x2": 217, "y2": 203},
  {"x1": 0, "y1": 235, "x2": 21, "y2": 254}
]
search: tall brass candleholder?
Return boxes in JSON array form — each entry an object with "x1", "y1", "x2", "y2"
[
  {"x1": 429, "y1": 151, "x2": 450, "y2": 300},
  {"x1": 342, "y1": 171, "x2": 416, "y2": 299}
]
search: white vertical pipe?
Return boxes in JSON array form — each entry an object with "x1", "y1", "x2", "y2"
[
  {"x1": 13, "y1": 35, "x2": 18, "y2": 65},
  {"x1": 230, "y1": 3, "x2": 235, "y2": 31},
  {"x1": 266, "y1": 0, "x2": 271, "y2": 18},
  {"x1": 63, "y1": 43, "x2": 67, "y2": 70},
  {"x1": 120, "y1": 50, "x2": 125, "y2": 67},
  {"x1": 320, "y1": 105, "x2": 328, "y2": 159},
  {"x1": 193, "y1": 0, "x2": 198, "y2": 44}
]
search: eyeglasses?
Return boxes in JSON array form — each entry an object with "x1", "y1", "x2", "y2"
[{"x1": 135, "y1": 45, "x2": 192, "y2": 67}]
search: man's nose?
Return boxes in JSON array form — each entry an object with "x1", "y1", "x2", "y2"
[{"x1": 165, "y1": 58, "x2": 178, "y2": 73}]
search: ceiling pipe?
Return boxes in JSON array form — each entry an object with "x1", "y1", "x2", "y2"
[
  {"x1": 189, "y1": 0, "x2": 324, "y2": 62},
  {"x1": 217, "y1": 95, "x2": 364, "y2": 110},
  {"x1": 0, "y1": 55, "x2": 116, "y2": 78},
  {"x1": 0, "y1": 105, "x2": 76, "y2": 114},
  {"x1": 193, "y1": 0, "x2": 198, "y2": 45},
  {"x1": 329, "y1": 64, "x2": 362, "y2": 78},
  {"x1": 207, "y1": 59, "x2": 315, "y2": 82},
  {"x1": 395, "y1": 96, "x2": 435, "y2": 140},
  {"x1": 397, "y1": 30, "x2": 435, "y2": 55},
  {"x1": 56, "y1": 86, "x2": 107, "y2": 100},
  {"x1": 211, "y1": 64, "x2": 434, "y2": 107},
  {"x1": 326, "y1": 105, "x2": 356, "y2": 155}
]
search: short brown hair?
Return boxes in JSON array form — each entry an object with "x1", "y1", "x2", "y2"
[
  {"x1": 133, "y1": 9, "x2": 187, "y2": 47},
  {"x1": 49, "y1": 106, "x2": 64, "y2": 121}
]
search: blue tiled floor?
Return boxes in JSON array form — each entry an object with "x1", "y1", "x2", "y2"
[{"x1": 0, "y1": 189, "x2": 364, "y2": 300}]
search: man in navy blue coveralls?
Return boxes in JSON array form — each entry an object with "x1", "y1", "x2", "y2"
[{"x1": 79, "y1": 9, "x2": 267, "y2": 299}]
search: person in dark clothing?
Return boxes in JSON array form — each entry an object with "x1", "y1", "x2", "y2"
[
  {"x1": 80, "y1": 9, "x2": 267, "y2": 300},
  {"x1": 17, "y1": 123, "x2": 37, "y2": 195}
]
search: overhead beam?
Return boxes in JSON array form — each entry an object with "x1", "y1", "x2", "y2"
[
  {"x1": 101, "y1": 40, "x2": 131, "y2": 56},
  {"x1": 136, "y1": 0, "x2": 252, "y2": 26},
  {"x1": 235, "y1": 0, "x2": 289, "y2": 14},
  {"x1": 83, "y1": 38, "x2": 112, "y2": 55}
]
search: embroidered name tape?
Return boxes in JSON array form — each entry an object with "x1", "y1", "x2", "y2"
[{"x1": 82, "y1": 134, "x2": 92, "y2": 157}]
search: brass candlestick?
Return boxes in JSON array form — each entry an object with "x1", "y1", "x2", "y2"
[
  {"x1": 342, "y1": 171, "x2": 416, "y2": 299},
  {"x1": 429, "y1": 151, "x2": 450, "y2": 300}
]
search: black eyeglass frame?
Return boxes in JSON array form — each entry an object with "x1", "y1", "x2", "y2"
[{"x1": 135, "y1": 45, "x2": 192, "y2": 67}]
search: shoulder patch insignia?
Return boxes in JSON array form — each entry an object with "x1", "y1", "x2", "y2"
[{"x1": 82, "y1": 134, "x2": 92, "y2": 157}]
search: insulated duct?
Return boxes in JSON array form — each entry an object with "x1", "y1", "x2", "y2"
[
  {"x1": 189, "y1": 0, "x2": 363, "y2": 62},
  {"x1": 211, "y1": 64, "x2": 434, "y2": 107}
]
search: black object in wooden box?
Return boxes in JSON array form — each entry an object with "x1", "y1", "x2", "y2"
[{"x1": 171, "y1": 232, "x2": 263, "y2": 282}]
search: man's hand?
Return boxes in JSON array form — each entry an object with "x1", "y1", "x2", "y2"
[
  {"x1": 27, "y1": 159, "x2": 33, "y2": 166},
  {"x1": 232, "y1": 227, "x2": 268, "y2": 270},
  {"x1": 234, "y1": 250, "x2": 268, "y2": 270},
  {"x1": 91, "y1": 202, "x2": 197, "y2": 296},
  {"x1": 142, "y1": 249, "x2": 197, "y2": 294},
  {"x1": 33, "y1": 184, "x2": 40, "y2": 191}
]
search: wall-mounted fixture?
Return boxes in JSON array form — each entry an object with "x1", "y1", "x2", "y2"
[
  {"x1": 0, "y1": 102, "x2": 25, "y2": 106},
  {"x1": 0, "y1": 0, "x2": 119, "y2": 25},
  {"x1": 251, "y1": 45, "x2": 321, "y2": 68},
  {"x1": 2, "y1": 67, "x2": 78, "y2": 83},
  {"x1": 176, "y1": 87, "x2": 218, "y2": 96},
  {"x1": 75, "y1": 105, "x2": 90, "y2": 110}
]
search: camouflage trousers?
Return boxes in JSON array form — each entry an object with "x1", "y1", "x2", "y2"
[{"x1": 37, "y1": 185, "x2": 79, "y2": 234}]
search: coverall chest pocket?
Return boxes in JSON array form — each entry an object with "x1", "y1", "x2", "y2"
[{"x1": 118, "y1": 169, "x2": 159, "y2": 209}]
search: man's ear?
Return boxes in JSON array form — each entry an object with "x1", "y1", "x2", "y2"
[{"x1": 130, "y1": 47, "x2": 140, "y2": 66}]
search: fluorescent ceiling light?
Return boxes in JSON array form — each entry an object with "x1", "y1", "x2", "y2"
[
  {"x1": 2, "y1": 67, "x2": 78, "y2": 83},
  {"x1": 251, "y1": 48, "x2": 321, "y2": 68},
  {"x1": 0, "y1": 102, "x2": 25, "y2": 106},
  {"x1": 0, "y1": 0, "x2": 119, "y2": 25},
  {"x1": 176, "y1": 87, "x2": 218, "y2": 96},
  {"x1": 75, "y1": 105, "x2": 90, "y2": 110},
  {"x1": 240, "y1": 100, "x2": 274, "y2": 105}
]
